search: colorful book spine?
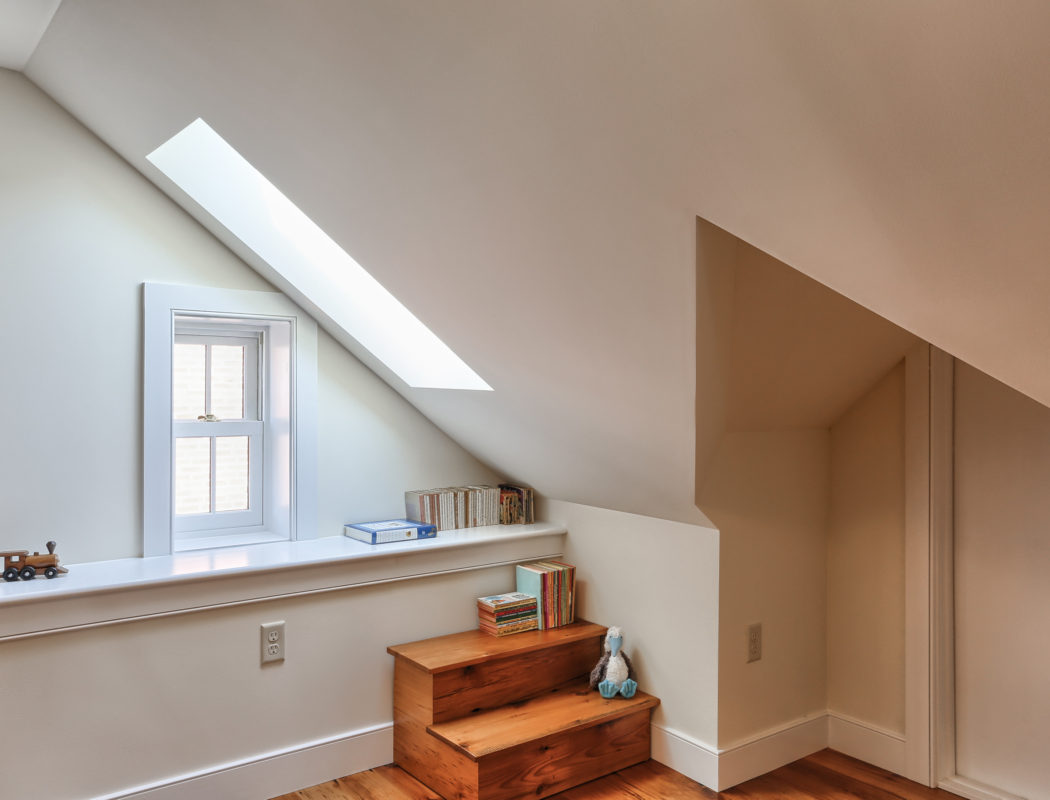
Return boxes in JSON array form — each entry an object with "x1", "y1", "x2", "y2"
[
  {"x1": 514, "y1": 560, "x2": 575, "y2": 630},
  {"x1": 477, "y1": 591, "x2": 539, "y2": 637}
]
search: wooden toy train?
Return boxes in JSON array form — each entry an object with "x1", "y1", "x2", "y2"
[{"x1": 1, "y1": 541, "x2": 68, "y2": 581}]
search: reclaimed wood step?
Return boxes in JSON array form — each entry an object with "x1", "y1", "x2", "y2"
[
  {"x1": 388, "y1": 621, "x2": 606, "y2": 674},
  {"x1": 389, "y1": 621, "x2": 605, "y2": 722},
  {"x1": 428, "y1": 680, "x2": 660, "y2": 760}
]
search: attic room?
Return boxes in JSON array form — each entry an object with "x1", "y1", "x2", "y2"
[{"x1": 1, "y1": 3, "x2": 1048, "y2": 800}]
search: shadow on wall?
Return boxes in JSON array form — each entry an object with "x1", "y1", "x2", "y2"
[{"x1": 692, "y1": 216, "x2": 918, "y2": 748}]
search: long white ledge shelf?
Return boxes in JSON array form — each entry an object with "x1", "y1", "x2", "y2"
[{"x1": 0, "y1": 523, "x2": 567, "y2": 641}]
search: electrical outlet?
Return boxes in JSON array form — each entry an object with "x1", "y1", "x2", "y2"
[
  {"x1": 261, "y1": 621, "x2": 285, "y2": 664},
  {"x1": 747, "y1": 622, "x2": 762, "y2": 663}
]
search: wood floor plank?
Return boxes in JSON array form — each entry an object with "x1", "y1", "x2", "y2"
[
  {"x1": 772, "y1": 759, "x2": 898, "y2": 799},
  {"x1": 552, "y1": 774, "x2": 646, "y2": 800},
  {"x1": 270, "y1": 749, "x2": 959, "y2": 800},
  {"x1": 807, "y1": 749, "x2": 955, "y2": 798},
  {"x1": 719, "y1": 770, "x2": 812, "y2": 798},
  {"x1": 615, "y1": 760, "x2": 719, "y2": 799}
]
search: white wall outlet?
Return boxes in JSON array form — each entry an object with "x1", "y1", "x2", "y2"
[
  {"x1": 747, "y1": 622, "x2": 762, "y2": 663},
  {"x1": 261, "y1": 621, "x2": 286, "y2": 664}
]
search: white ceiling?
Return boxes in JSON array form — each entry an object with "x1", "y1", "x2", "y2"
[
  {"x1": 0, "y1": 0, "x2": 60, "y2": 70},
  {"x1": 18, "y1": 2, "x2": 1050, "y2": 523}
]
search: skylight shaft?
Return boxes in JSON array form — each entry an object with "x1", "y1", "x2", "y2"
[{"x1": 147, "y1": 118, "x2": 492, "y2": 391}]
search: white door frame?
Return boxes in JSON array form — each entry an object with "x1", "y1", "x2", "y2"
[
  {"x1": 924, "y1": 353, "x2": 1030, "y2": 800},
  {"x1": 902, "y1": 344, "x2": 954, "y2": 789}
]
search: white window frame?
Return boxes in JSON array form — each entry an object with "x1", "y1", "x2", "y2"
[
  {"x1": 144, "y1": 283, "x2": 317, "y2": 556},
  {"x1": 172, "y1": 326, "x2": 264, "y2": 534}
]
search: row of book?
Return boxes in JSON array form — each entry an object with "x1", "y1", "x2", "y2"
[
  {"x1": 476, "y1": 592, "x2": 539, "y2": 637},
  {"x1": 498, "y1": 484, "x2": 535, "y2": 526},
  {"x1": 516, "y1": 560, "x2": 575, "y2": 630},
  {"x1": 475, "y1": 560, "x2": 576, "y2": 637},
  {"x1": 405, "y1": 484, "x2": 535, "y2": 532}
]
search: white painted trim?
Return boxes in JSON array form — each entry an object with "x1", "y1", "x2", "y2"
[
  {"x1": 650, "y1": 724, "x2": 719, "y2": 791},
  {"x1": 0, "y1": 524, "x2": 566, "y2": 640},
  {"x1": 714, "y1": 715, "x2": 827, "y2": 790},
  {"x1": 92, "y1": 722, "x2": 393, "y2": 800},
  {"x1": 903, "y1": 342, "x2": 933, "y2": 785},
  {"x1": 940, "y1": 776, "x2": 1030, "y2": 800},
  {"x1": 827, "y1": 711, "x2": 905, "y2": 776},
  {"x1": 652, "y1": 716, "x2": 827, "y2": 791},
  {"x1": 929, "y1": 347, "x2": 956, "y2": 785},
  {"x1": 143, "y1": 283, "x2": 319, "y2": 556}
]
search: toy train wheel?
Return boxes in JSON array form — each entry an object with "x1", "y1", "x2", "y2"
[
  {"x1": 20, "y1": 566, "x2": 36, "y2": 580},
  {"x1": 2, "y1": 567, "x2": 18, "y2": 582},
  {"x1": 45, "y1": 566, "x2": 58, "y2": 579}
]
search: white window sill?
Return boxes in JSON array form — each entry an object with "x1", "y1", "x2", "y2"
[{"x1": 0, "y1": 523, "x2": 566, "y2": 641}]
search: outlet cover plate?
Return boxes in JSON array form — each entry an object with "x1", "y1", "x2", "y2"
[
  {"x1": 747, "y1": 622, "x2": 762, "y2": 663},
  {"x1": 261, "y1": 621, "x2": 285, "y2": 664}
]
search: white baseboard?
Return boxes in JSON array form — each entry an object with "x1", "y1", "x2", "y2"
[
  {"x1": 827, "y1": 711, "x2": 905, "y2": 776},
  {"x1": 652, "y1": 715, "x2": 827, "y2": 791},
  {"x1": 94, "y1": 722, "x2": 393, "y2": 800},
  {"x1": 650, "y1": 724, "x2": 719, "y2": 790},
  {"x1": 94, "y1": 711, "x2": 911, "y2": 799},
  {"x1": 940, "y1": 775, "x2": 1030, "y2": 800},
  {"x1": 715, "y1": 715, "x2": 827, "y2": 790}
]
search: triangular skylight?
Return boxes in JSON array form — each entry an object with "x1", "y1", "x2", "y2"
[{"x1": 147, "y1": 118, "x2": 492, "y2": 391}]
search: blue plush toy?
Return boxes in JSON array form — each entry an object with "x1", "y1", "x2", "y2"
[{"x1": 589, "y1": 626, "x2": 638, "y2": 699}]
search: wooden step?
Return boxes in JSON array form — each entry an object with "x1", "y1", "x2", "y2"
[
  {"x1": 389, "y1": 621, "x2": 605, "y2": 722},
  {"x1": 389, "y1": 621, "x2": 658, "y2": 800},
  {"x1": 428, "y1": 680, "x2": 659, "y2": 760},
  {"x1": 388, "y1": 621, "x2": 606, "y2": 673}
]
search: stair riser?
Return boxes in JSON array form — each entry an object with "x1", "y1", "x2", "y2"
[
  {"x1": 432, "y1": 635, "x2": 601, "y2": 722},
  {"x1": 394, "y1": 660, "x2": 479, "y2": 800},
  {"x1": 478, "y1": 709, "x2": 653, "y2": 800}
]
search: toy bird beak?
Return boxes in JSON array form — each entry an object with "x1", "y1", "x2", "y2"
[{"x1": 609, "y1": 636, "x2": 622, "y2": 657}]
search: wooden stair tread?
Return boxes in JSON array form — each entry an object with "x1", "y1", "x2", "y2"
[
  {"x1": 427, "y1": 679, "x2": 660, "y2": 760},
  {"x1": 388, "y1": 621, "x2": 606, "y2": 673}
]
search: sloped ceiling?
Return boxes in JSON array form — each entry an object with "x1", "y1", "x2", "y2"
[
  {"x1": 0, "y1": 0, "x2": 60, "y2": 70},
  {"x1": 19, "y1": 2, "x2": 1050, "y2": 524}
]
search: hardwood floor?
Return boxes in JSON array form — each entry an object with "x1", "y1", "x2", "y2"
[{"x1": 271, "y1": 749, "x2": 961, "y2": 799}]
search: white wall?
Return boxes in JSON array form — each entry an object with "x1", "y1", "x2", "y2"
[
  {"x1": 0, "y1": 565, "x2": 518, "y2": 800},
  {"x1": 0, "y1": 69, "x2": 496, "y2": 563},
  {"x1": 542, "y1": 499, "x2": 720, "y2": 747},
  {"x1": 953, "y1": 361, "x2": 1050, "y2": 800},
  {"x1": 700, "y1": 431, "x2": 829, "y2": 748},
  {"x1": 827, "y1": 362, "x2": 905, "y2": 734}
]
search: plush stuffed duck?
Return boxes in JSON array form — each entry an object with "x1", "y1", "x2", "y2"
[{"x1": 589, "y1": 626, "x2": 638, "y2": 699}]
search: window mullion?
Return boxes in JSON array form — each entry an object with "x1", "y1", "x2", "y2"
[
  {"x1": 204, "y1": 343, "x2": 212, "y2": 416},
  {"x1": 209, "y1": 435, "x2": 217, "y2": 514}
]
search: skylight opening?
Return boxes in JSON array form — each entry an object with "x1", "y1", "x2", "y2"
[{"x1": 147, "y1": 118, "x2": 492, "y2": 391}]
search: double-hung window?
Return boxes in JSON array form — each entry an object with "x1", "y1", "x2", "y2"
[
  {"x1": 144, "y1": 283, "x2": 317, "y2": 556},
  {"x1": 172, "y1": 322, "x2": 263, "y2": 534}
]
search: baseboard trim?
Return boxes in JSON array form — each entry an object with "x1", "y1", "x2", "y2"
[
  {"x1": 827, "y1": 711, "x2": 905, "y2": 776},
  {"x1": 94, "y1": 722, "x2": 393, "y2": 800},
  {"x1": 650, "y1": 724, "x2": 719, "y2": 790},
  {"x1": 715, "y1": 715, "x2": 827, "y2": 790},
  {"x1": 940, "y1": 776, "x2": 1030, "y2": 800},
  {"x1": 652, "y1": 715, "x2": 827, "y2": 791}
]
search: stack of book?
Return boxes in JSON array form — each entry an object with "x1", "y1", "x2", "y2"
[
  {"x1": 515, "y1": 560, "x2": 575, "y2": 630},
  {"x1": 476, "y1": 592, "x2": 539, "y2": 637},
  {"x1": 499, "y1": 483, "x2": 535, "y2": 525},
  {"x1": 404, "y1": 483, "x2": 535, "y2": 531}
]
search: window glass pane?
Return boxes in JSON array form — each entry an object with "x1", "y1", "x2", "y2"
[
  {"x1": 214, "y1": 436, "x2": 249, "y2": 512},
  {"x1": 211, "y1": 345, "x2": 245, "y2": 419},
  {"x1": 175, "y1": 437, "x2": 211, "y2": 514},
  {"x1": 173, "y1": 343, "x2": 206, "y2": 420}
]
